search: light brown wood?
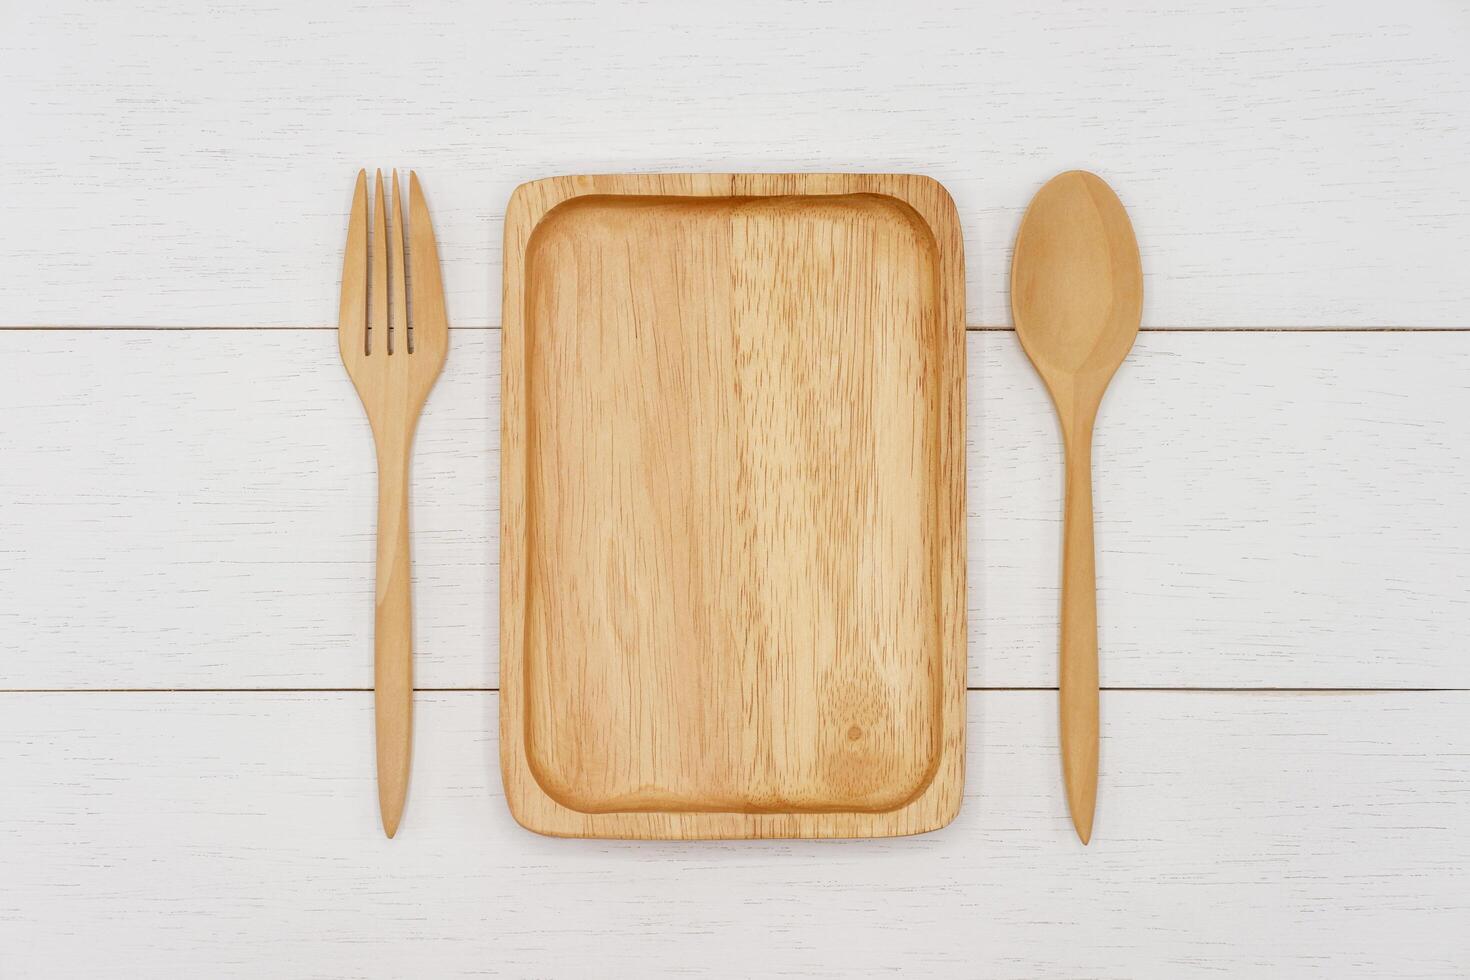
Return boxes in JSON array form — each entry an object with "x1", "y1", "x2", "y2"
[
  {"x1": 338, "y1": 169, "x2": 449, "y2": 837},
  {"x1": 500, "y1": 173, "x2": 967, "y2": 839},
  {"x1": 1011, "y1": 170, "x2": 1143, "y2": 844}
]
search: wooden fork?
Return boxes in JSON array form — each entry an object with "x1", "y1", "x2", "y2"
[{"x1": 338, "y1": 169, "x2": 448, "y2": 837}]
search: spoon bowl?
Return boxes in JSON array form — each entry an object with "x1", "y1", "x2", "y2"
[{"x1": 1013, "y1": 171, "x2": 1142, "y2": 405}]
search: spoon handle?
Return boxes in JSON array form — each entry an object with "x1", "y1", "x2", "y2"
[{"x1": 1060, "y1": 416, "x2": 1100, "y2": 844}]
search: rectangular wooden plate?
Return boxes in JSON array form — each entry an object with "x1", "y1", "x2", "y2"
[{"x1": 500, "y1": 173, "x2": 966, "y2": 838}]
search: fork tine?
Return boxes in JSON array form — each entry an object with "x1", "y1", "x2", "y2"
[
  {"x1": 371, "y1": 169, "x2": 388, "y2": 355},
  {"x1": 338, "y1": 170, "x2": 368, "y2": 357},
  {"x1": 408, "y1": 171, "x2": 447, "y2": 354},
  {"x1": 389, "y1": 170, "x2": 409, "y2": 354}
]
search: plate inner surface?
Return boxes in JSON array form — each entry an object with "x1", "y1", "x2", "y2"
[{"x1": 523, "y1": 193, "x2": 944, "y2": 815}]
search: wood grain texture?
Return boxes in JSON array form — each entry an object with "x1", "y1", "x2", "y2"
[
  {"x1": 1, "y1": 690, "x2": 1466, "y2": 978},
  {"x1": 3, "y1": 0, "x2": 1469, "y2": 328},
  {"x1": 1, "y1": 329, "x2": 1468, "y2": 692},
  {"x1": 500, "y1": 174, "x2": 965, "y2": 837}
]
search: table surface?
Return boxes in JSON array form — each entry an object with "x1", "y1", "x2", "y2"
[{"x1": 3, "y1": 1, "x2": 1468, "y2": 977}]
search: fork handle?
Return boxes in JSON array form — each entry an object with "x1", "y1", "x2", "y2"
[{"x1": 373, "y1": 434, "x2": 414, "y2": 838}]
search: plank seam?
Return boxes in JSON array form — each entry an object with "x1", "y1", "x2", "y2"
[
  {"x1": 0, "y1": 687, "x2": 1462, "y2": 695},
  {"x1": 3, "y1": 325, "x2": 1470, "y2": 333}
]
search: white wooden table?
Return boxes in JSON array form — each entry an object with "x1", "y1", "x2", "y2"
[{"x1": 3, "y1": 2, "x2": 1468, "y2": 976}]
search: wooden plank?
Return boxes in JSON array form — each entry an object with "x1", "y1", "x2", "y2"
[
  {"x1": 2, "y1": 330, "x2": 1467, "y2": 691},
  {"x1": 1, "y1": 690, "x2": 1465, "y2": 977},
  {"x1": 3, "y1": 1, "x2": 1469, "y2": 328}
]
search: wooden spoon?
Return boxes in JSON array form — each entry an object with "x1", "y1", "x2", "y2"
[{"x1": 1010, "y1": 170, "x2": 1142, "y2": 844}]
